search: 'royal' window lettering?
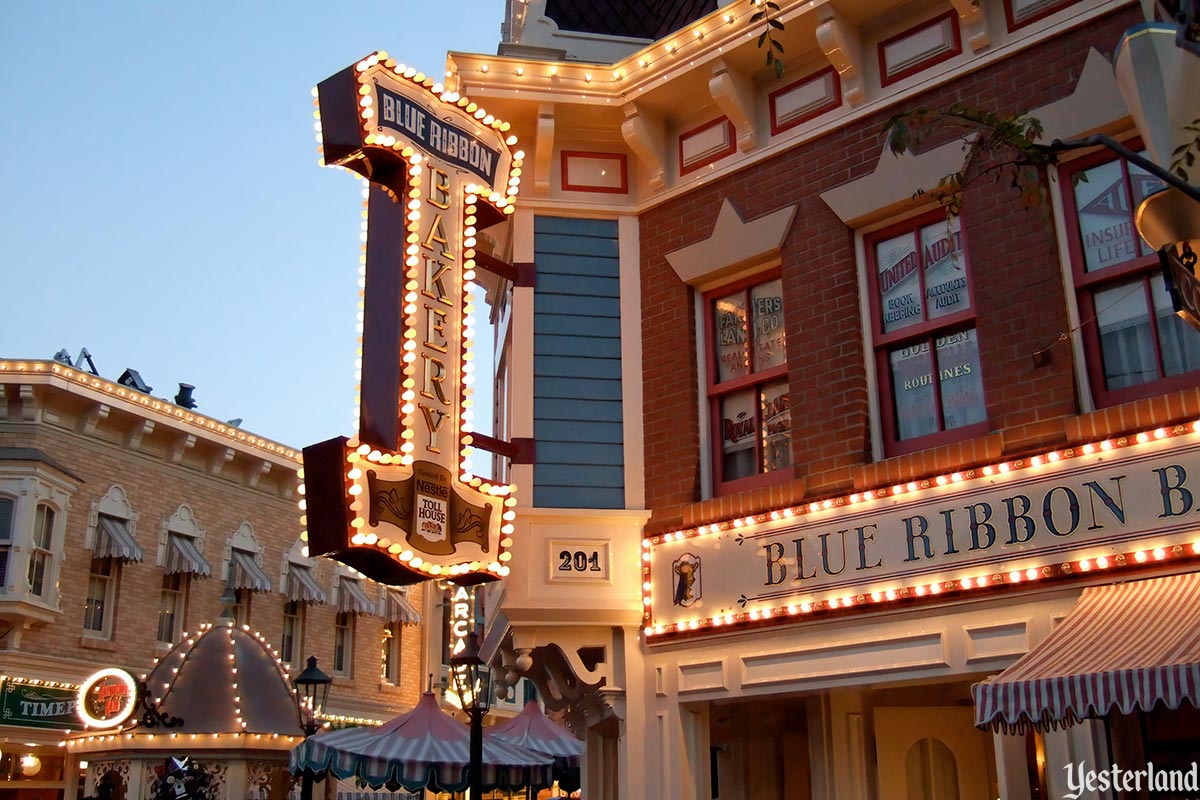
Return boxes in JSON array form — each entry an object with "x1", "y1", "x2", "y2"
[
  {"x1": 706, "y1": 274, "x2": 791, "y2": 493},
  {"x1": 1063, "y1": 149, "x2": 1200, "y2": 407},
  {"x1": 867, "y1": 213, "x2": 987, "y2": 455}
]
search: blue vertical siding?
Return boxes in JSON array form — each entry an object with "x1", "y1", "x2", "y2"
[{"x1": 533, "y1": 216, "x2": 625, "y2": 509}]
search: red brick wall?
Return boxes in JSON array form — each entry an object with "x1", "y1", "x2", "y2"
[{"x1": 640, "y1": 7, "x2": 1151, "y2": 533}]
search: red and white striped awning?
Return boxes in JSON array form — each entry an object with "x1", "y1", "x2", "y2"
[{"x1": 974, "y1": 572, "x2": 1200, "y2": 733}]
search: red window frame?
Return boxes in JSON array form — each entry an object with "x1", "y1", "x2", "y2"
[
  {"x1": 704, "y1": 272, "x2": 790, "y2": 495},
  {"x1": 865, "y1": 211, "x2": 988, "y2": 456},
  {"x1": 1060, "y1": 145, "x2": 1200, "y2": 407}
]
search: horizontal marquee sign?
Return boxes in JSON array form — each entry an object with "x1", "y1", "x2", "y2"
[
  {"x1": 302, "y1": 52, "x2": 522, "y2": 585},
  {"x1": 647, "y1": 424, "x2": 1200, "y2": 636}
]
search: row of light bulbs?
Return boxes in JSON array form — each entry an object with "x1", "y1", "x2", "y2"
[
  {"x1": 642, "y1": 419, "x2": 1200, "y2": 638},
  {"x1": 0, "y1": 361, "x2": 299, "y2": 461},
  {"x1": 302, "y1": 50, "x2": 527, "y2": 579}
]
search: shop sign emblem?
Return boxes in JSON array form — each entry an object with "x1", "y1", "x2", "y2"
[{"x1": 673, "y1": 553, "x2": 702, "y2": 607}]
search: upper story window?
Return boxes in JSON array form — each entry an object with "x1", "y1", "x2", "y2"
[
  {"x1": 0, "y1": 498, "x2": 12, "y2": 590},
  {"x1": 282, "y1": 600, "x2": 303, "y2": 667},
  {"x1": 26, "y1": 504, "x2": 55, "y2": 598},
  {"x1": 866, "y1": 213, "x2": 987, "y2": 455},
  {"x1": 83, "y1": 557, "x2": 117, "y2": 637},
  {"x1": 706, "y1": 274, "x2": 791, "y2": 493},
  {"x1": 1062, "y1": 150, "x2": 1200, "y2": 407},
  {"x1": 157, "y1": 573, "x2": 185, "y2": 643},
  {"x1": 333, "y1": 612, "x2": 354, "y2": 677}
]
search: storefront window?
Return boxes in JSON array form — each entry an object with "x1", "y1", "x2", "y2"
[
  {"x1": 1064, "y1": 149, "x2": 1200, "y2": 406},
  {"x1": 868, "y1": 214, "x2": 986, "y2": 455},
  {"x1": 707, "y1": 274, "x2": 791, "y2": 493}
]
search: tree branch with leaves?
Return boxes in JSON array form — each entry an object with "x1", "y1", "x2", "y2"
[{"x1": 751, "y1": 0, "x2": 786, "y2": 79}]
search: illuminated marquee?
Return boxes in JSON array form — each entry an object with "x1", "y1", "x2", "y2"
[
  {"x1": 644, "y1": 422, "x2": 1200, "y2": 639},
  {"x1": 301, "y1": 52, "x2": 521, "y2": 585}
]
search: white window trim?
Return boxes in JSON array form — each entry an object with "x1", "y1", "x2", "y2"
[
  {"x1": 333, "y1": 612, "x2": 354, "y2": 677},
  {"x1": 157, "y1": 504, "x2": 205, "y2": 567},
  {"x1": 85, "y1": 484, "x2": 139, "y2": 552},
  {"x1": 83, "y1": 558, "x2": 119, "y2": 640},
  {"x1": 222, "y1": 521, "x2": 266, "y2": 583},
  {"x1": 0, "y1": 465, "x2": 75, "y2": 609}
]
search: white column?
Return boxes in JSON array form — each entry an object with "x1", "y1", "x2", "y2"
[{"x1": 993, "y1": 732, "x2": 1032, "y2": 800}]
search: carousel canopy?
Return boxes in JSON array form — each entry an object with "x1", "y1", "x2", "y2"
[
  {"x1": 290, "y1": 692, "x2": 553, "y2": 793},
  {"x1": 488, "y1": 702, "x2": 583, "y2": 767},
  {"x1": 143, "y1": 621, "x2": 305, "y2": 737}
]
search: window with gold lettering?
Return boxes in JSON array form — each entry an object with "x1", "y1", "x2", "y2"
[
  {"x1": 706, "y1": 274, "x2": 790, "y2": 493},
  {"x1": 1062, "y1": 149, "x2": 1200, "y2": 407},
  {"x1": 867, "y1": 213, "x2": 987, "y2": 455}
]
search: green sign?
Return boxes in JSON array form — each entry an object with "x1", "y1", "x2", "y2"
[{"x1": 0, "y1": 680, "x2": 82, "y2": 731}]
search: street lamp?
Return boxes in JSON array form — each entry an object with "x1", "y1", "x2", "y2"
[
  {"x1": 450, "y1": 631, "x2": 493, "y2": 798},
  {"x1": 293, "y1": 656, "x2": 331, "y2": 800}
]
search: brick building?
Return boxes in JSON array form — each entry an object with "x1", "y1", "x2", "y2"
[
  {"x1": 0, "y1": 358, "x2": 424, "y2": 799},
  {"x1": 396, "y1": 0, "x2": 1200, "y2": 797}
]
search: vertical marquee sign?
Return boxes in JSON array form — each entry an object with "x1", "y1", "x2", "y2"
[{"x1": 301, "y1": 52, "x2": 522, "y2": 585}]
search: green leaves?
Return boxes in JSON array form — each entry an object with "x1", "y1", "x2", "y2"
[
  {"x1": 752, "y1": 0, "x2": 787, "y2": 78},
  {"x1": 881, "y1": 103, "x2": 1059, "y2": 218}
]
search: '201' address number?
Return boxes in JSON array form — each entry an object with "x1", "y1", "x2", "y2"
[{"x1": 548, "y1": 539, "x2": 609, "y2": 582}]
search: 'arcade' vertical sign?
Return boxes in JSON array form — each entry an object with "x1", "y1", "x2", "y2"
[{"x1": 300, "y1": 52, "x2": 522, "y2": 586}]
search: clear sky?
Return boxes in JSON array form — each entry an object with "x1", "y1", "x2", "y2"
[{"x1": 1, "y1": 1, "x2": 504, "y2": 449}]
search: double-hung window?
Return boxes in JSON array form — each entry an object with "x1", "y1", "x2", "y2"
[
  {"x1": 281, "y1": 601, "x2": 303, "y2": 667},
  {"x1": 26, "y1": 505, "x2": 55, "y2": 598},
  {"x1": 381, "y1": 626, "x2": 398, "y2": 684},
  {"x1": 706, "y1": 274, "x2": 791, "y2": 492},
  {"x1": 157, "y1": 573, "x2": 184, "y2": 643},
  {"x1": 84, "y1": 558, "x2": 116, "y2": 636},
  {"x1": 1062, "y1": 149, "x2": 1200, "y2": 406},
  {"x1": 0, "y1": 498, "x2": 12, "y2": 590},
  {"x1": 334, "y1": 612, "x2": 353, "y2": 676},
  {"x1": 866, "y1": 213, "x2": 987, "y2": 455}
]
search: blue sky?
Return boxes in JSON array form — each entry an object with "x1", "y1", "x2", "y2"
[{"x1": 1, "y1": 2, "x2": 503, "y2": 448}]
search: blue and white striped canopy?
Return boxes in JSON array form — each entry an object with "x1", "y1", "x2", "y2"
[{"x1": 289, "y1": 693, "x2": 553, "y2": 793}]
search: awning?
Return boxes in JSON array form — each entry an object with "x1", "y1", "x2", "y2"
[
  {"x1": 384, "y1": 589, "x2": 422, "y2": 626},
  {"x1": 165, "y1": 533, "x2": 212, "y2": 577},
  {"x1": 94, "y1": 515, "x2": 144, "y2": 563},
  {"x1": 338, "y1": 577, "x2": 377, "y2": 615},
  {"x1": 286, "y1": 563, "x2": 327, "y2": 605},
  {"x1": 228, "y1": 548, "x2": 272, "y2": 592},
  {"x1": 974, "y1": 573, "x2": 1200, "y2": 733}
]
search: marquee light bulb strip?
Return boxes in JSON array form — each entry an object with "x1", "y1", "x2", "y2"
[
  {"x1": 69, "y1": 620, "x2": 297, "y2": 745},
  {"x1": 300, "y1": 51, "x2": 523, "y2": 582},
  {"x1": 642, "y1": 420, "x2": 1200, "y2": 640},
  {"x1": 0, "y1": 361, "x2": 299, "y2": 461}
]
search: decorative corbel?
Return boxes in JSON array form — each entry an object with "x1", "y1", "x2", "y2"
[
  {"x1": 710, "y1": 60, "x2": 756, "y2": 152},
  {"x1": 247, "y1": 460, "x2": 272, "y2": 489},
  {"x1": 534, "y1": 102, "x2": 555, "y2": 195},
  {"x1": 208, "y1": 446, "x2": 235, "y2": 476},
  {"x1": 126, "y1": 419, "x2": 155, "y2": 451},
  {"x1": 949, "y1": 0, "x2": 990, "y2": 51},
  {"x1": 78, "y1": 402, "x2": 111, "y2": 436},
  {"x1": 168, "y1": 433, "x2": 196, "y2": 465},
  {"x1": 816, "y1": 5, "x2": 865, "y2": 106},
  {"x1": 621, "y1": 102, "x2": 667, "y2": 190}
]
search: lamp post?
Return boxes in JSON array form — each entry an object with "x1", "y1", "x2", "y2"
[
  {"x1": 450, "y1": 631, "x2": 493, "y2": 799},
  {"x1": 293, "y1": 656, "x2": 331, "y2": 800}
]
